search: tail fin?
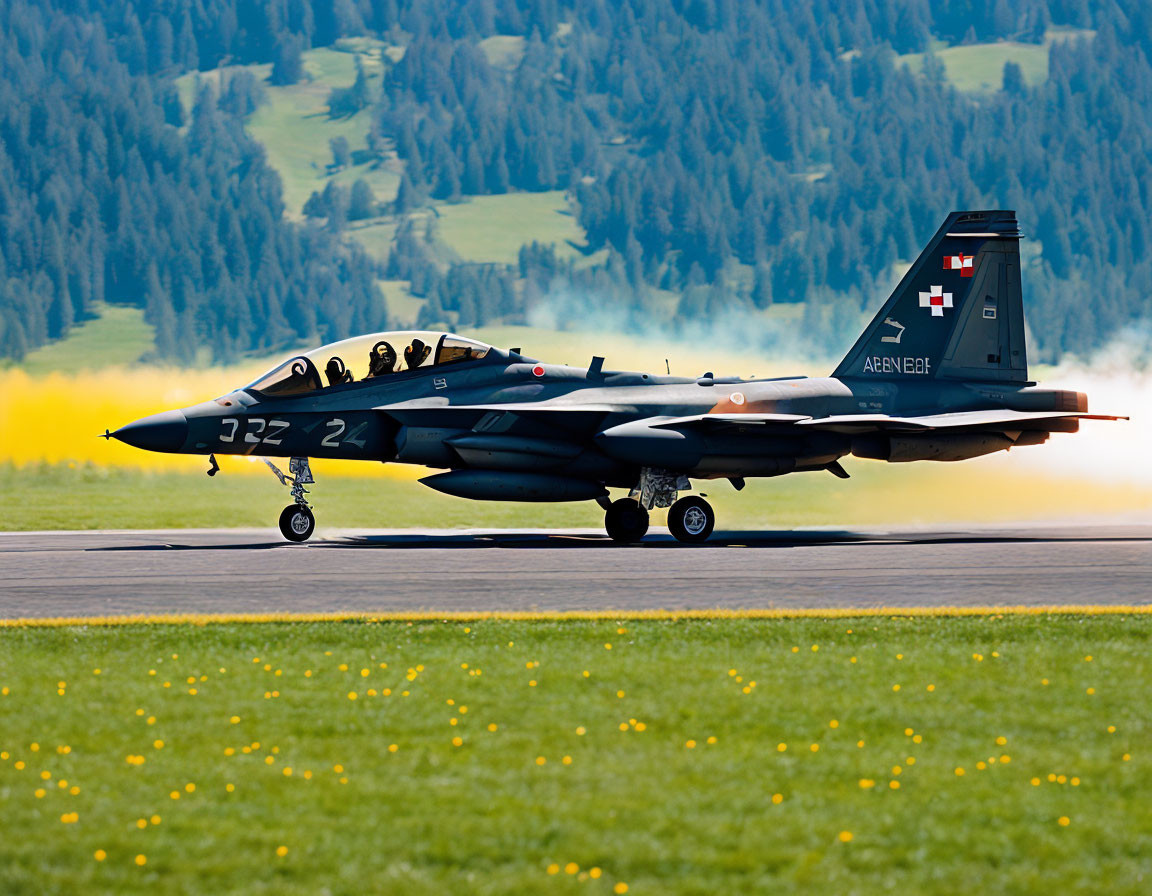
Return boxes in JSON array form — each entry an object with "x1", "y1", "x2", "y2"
[{"x1": 833, "y1": 210, "x2": 1028, "y2": 384}]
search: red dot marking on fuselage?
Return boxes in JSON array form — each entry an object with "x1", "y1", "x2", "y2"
[{"x1": 532, "y1": 365, "x2": 545, "y2": 377}]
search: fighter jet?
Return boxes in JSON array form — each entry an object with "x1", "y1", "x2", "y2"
[{"x1": 108, "y1": 210, "x2": 1124, "y2": 542}]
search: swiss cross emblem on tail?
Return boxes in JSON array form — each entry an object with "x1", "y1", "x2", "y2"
[
  {"x1": 944, "y1": 253, "x2": 974, "y2": 277},
  {"x1": 918, "y1": 285, "x2": 952, "y2": 316}
]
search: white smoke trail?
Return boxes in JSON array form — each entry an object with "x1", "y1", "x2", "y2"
[{"x1": 1010, "y1": 328, "x2": 1151, "y2": 485}]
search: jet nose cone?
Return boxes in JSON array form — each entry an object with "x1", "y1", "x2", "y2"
[{"x1": 111, "y1": 410, "x2": 189, "y2": 453}]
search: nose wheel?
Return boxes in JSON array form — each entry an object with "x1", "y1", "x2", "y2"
[
  {"x1": 604, "y1": 498, "x2": 650, "y2": 543},
  {"x1": 668, "y1": 495, "x2": 715, "y2": 543},
  {"x1": 279, "y1": 505, "x2": 315, "y2": 542}
]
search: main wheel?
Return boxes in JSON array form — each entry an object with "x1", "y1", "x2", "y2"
[
  {"x1": 604, "y1": 498, "x2": 650, "y2": 543},
  {"x1": 278, "y1": 504, "x2": 315, "y2": 542},
  {"x1": 668, "y1": 496, "x2": 715, "y2": 543}
]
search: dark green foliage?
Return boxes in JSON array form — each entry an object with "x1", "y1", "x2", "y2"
[
  {"x1": 5, "y1": 0, "x2": 1152, "y2": 363},
  {"x1": 0, "y1": 1, "x2": 385, "y2": 362}
]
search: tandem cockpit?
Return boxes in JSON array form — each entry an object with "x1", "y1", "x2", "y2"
[{"x1": 243, "y1": 331, "x2": 500, "y2": 398}]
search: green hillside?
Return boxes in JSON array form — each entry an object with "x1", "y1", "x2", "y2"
[{"x1": 898, "y1": 28, "x2": 1095, "y2": 92}]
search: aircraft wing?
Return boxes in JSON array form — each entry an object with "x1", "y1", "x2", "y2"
[{"x1": 649, "y1": 409, "x2": 1125, "y2": 434}]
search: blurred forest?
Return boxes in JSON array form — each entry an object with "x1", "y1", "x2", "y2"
[{"x1": 1, "y1": 0, "x2": 1150, "y2": 363}]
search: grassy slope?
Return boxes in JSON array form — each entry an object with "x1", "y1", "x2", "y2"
[
  {"x1": 898, "y1": 28, "x2": 1095, "y2": 93},
  {"x1": 0, "y1": 616, "x2": 1147, "y2": 894},
  {"x1": 6, "y1": 305, "x2": 154, "y2": 375},
  {"x1": 433, "y1": 192, "x2": 588, "y2": 265}
]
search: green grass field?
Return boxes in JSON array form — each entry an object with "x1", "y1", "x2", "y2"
[
  {"x1": 7, "y1": 305, "x2": 154, "y2": 375},
  {"x1": 3, "y1": 459, "x2": 1147, "y2": 533},
  {"x1": 899, "y1": 28, "x2": 1095, "y2": 93},
  {"x1": 0, "y1": 615, "x2": 1147, "y2": 893},
  {"x1": 433, "y1": 191, "x2": 588, "y2": 265}
]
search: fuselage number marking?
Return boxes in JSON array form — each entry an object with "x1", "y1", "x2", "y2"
[
  {"x1": 321, "y1": 419, "x2": 346, "y2": 448},
  {"x1": 221, "y1": 417, "x2": 290, "y2": 445}
]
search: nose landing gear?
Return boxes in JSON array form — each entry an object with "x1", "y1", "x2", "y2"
[{"x1": 263, "y1": 457, "x2": 317, "y2": 542}]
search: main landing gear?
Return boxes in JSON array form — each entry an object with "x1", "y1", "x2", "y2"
[
  {"x1": 263, "y1": 456, "x2": 316, "y2": 542},
  {"x1": 604, "y1": 468, "x2": 717, "y2": 544},
  {"x1": 667, "y1": 495, "x2": 715, "y2": 543},
  {"x1": 604, "y1": 498, "x2": 650, "y2": 543}
]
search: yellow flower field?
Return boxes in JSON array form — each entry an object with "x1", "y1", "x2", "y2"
[{"x1": 0, "y1": 614, "x2": 1147, "y2": 893}]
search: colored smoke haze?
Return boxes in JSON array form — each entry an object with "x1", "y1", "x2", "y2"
[{"x1": 0, "y1": 334, "x2": 1148, "y2": 515}]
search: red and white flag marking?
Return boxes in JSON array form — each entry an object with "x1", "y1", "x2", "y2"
[
  {"x1": 944, "y1": 253, "x2": 974, "y2": 277},
  {"x1": 918, "y1": 285, "x2": 953, "y2": 317}
]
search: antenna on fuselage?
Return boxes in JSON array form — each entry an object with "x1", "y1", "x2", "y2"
[{"x1": 665, "y1": 359, "x2": 670, "y2": 375}]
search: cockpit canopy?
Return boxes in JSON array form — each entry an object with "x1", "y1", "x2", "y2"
[{"x1": 244, "y1": 331, "x2": 497, "y2": 397}]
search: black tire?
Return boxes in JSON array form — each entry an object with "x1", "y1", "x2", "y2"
[
  {"x1": 604, "y1": 498, "x2": 650, "y2": 543},
  {"x1": 668, "y1": 496, "x2": 714, "y2": 543},
  {"x1": 278, "y1": 505, "x2": 315, "y2": 542}
]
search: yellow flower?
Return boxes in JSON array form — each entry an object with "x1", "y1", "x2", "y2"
[
  {"x1": 772, "y1": 793, "x2": 783, "y2": 804},
  {"x1": 810, "y1": 744, "x2": 819, "y2": 752},
  {"x1": 707, "y1": 736, "x2": 717, "y2": 744},
  {"x1": 283, "y1": 767, "x2": 293, "y2": 777},
  {"x1": 170, "y1": 791, "x2": 180, "y2": 800},
  {"x1": 616, "y1": 690, "x2": 625, "y2": 698},
  {"x1": 565, "y1": 862, "x2": 579, "y2": 875},
  {"x1": 838, "y1": 831, "x2": 853, "y2": 842},
  {"x1": 619, "y1": 723, "x2": 629, "y2": 732},
  {"x1": 926, "y1": 684, "x2": 935, "y2": 692},
  {"x1": 889, "y1": 780, "x2": 900, "y2": 790},
  {"x1": 452, "y1": 737, "x2": 463, "y2": 747},
  {"x1": 913, "y1": 734, "x2": 923, "y2": 744},
  {"x1": 150, "y1": 815, "x2": 160, "y2": 825},
  {"x1": 347, "y1": 691, "x2": 358, "y2": 701},
  {"x1": 590, "y1": 867, "x2": 602, "y2": 879},
  {"x1": 226, "y1": 783, "x2": 235, "y2": 792},
  {"x1": 535, "y1": 756, "x2": 546, "y2": 765},
  {"x1": 892, "y1": 684, "x2": 901, "y2": 692},
  {"x1": 955, "y1": 767, "x2": 965, "y2": 776},
  {"x1": 1031, "y1": 777, "x2": 1041, "y2": 786},
  {"x1": 546, "y1": 863, "x2": 559, "y2": 875},
  {"x1": 777, "y1": 743, "x2": 787, "y2": 752},
  {"x1": 685, "y1": 740, "x2": 696, "y2": 749},
  {"x1": 859, "y1": 779, "x2": 875, "y2": 789},
  {"x1": 604, "y1": 643, "x2": 612, "y2": 650},
  {"x1": 829, "y1": 720, "x2": 839, "y2": 728},
  {"x1": 904, "y1": 728, "x2": 914, "y2": 736},
  {"x1": 614, "y1": 883, "x2": 629, "y2": 894},
  {"x1": 153, "y1": 740, "x2": 164, "y2": 750},
  {"x1": 34, "y1": 788, "x2": 45, "y2": 798},
  {"x1": 94, "y1": 850, "x2": 106, "y2": 862},
  {"x1": 230, "y1": 716, "x2": 241, "y2": 724},
  {"x1": 276, "y1": 845, "x2": 288, "y2": 857},
  {"x1": 136, "y1": 818, "x2": 147, "y2": 829},
  {"x1": 185, "y1": 782, "x2": 195, "y2": 793},
  {"x1": 1058, "y1": 816, "x2": 1070, "y2": 827},
  {"x1": 996, "y1": 736, "x2": 1007, "y2": 745},
  {"x1": 135, "y1": 854, "x2": 147, "y2": 866}
]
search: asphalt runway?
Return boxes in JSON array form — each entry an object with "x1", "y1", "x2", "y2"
[{"x1": 0, "y1": 522, "x2": 1149, "y2": 619}]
